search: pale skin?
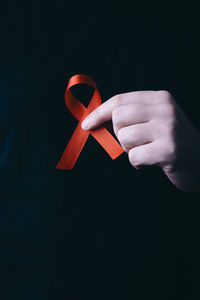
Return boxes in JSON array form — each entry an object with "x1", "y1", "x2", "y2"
[{"x1": 81, "y1": 90, "x2": 200, "y2": 192}]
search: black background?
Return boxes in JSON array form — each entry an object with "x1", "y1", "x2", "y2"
[{"x1": 0, "y1": 1, "x2": 200, "y2": 299}]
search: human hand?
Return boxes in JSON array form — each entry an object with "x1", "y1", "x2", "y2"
[{"x1": 81, "y1": 90, "x2": 200, "y2": 192}]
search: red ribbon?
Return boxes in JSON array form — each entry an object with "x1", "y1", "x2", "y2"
[{"x1": 56, "y1": 74, "x2": 124, "y2": 169}]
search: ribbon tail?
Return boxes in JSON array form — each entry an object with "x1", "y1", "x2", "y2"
[
  {"x1": 91, "y1": 127, "x2": 124, "y2": 159},
  {"x1": 56, "y1": 122, "x2": 90, "y2": 169}
]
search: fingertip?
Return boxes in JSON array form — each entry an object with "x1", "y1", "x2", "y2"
[{"x1": 81, "y1": 118, "x2": 90, "y2": 130}]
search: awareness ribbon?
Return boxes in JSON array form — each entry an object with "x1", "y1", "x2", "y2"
[{"x1": 56, "y1": 74, "x2": 124, "y2": 169}]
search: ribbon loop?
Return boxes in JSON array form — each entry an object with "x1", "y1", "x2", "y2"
[{"x1": 56, "y1": 74, "x2": 124, "y2": 169}]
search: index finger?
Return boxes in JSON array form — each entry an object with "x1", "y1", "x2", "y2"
[{"x1": 81, "y1": 90, "x2": 155, "y2": 130}]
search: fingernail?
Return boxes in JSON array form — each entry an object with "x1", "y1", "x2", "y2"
[{"x1": 81, "y1": 118, "x2": 89, "y2": 130}]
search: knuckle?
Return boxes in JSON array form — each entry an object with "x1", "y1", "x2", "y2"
[
  {"x1": 159, "y1": 138, "x2": 176, "y2": 165},
  {"x1": 161, "y1": 144, "x2": 176, "y2": 169},
  {"x1": 157, "y1": 101, "x2": 175, "y2": 119},
  {"x1": 167, "y1": 103, "x2": 176, "y2": 119},
  {"x1": 112, "y1": 106, "x2": 121, "y2": 124},
  {"x1": 112, "y1": 93, "x2": 123, "y2": 106},
  {"x1": 166, "y1": 139, "x2": 176, "y2": 157},
  {"x1": 166, "y1": 118, "x2": 176, "y2": 136},
  {"x1": 157, "y1": 90, "x2": 172, "y2": 103}
]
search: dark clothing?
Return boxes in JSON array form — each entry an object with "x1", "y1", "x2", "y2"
[{"x1": 0, "y1": 1, "x2": 200, "y2": 299}]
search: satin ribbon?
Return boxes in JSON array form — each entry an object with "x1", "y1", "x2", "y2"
[{"x1": 56, "y1": 74, "x2": 124, "y2": 169}]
